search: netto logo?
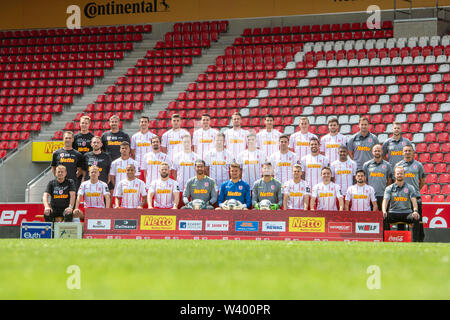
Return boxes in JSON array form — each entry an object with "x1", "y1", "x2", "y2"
[{"x1": 84, "y1": 0, "x2": 170, "y2": 19}]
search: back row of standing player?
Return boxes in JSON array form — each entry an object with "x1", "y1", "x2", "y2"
[{"x1": 51, "y1": 112, "x2": 423, "y2": 212}]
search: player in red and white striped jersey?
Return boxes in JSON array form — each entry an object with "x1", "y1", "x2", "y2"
[
  {"x1": 289, "y1": 117, "x2": 318, "y2": 160},
  {"x1": 320, "y1": 118, "x2": 348, "y2": 164},
  {"x1": 193, "y1": 114, "x2": 219, "y2": 160},
  {"x1": 236, "y1": 133, "x2": 265, "y2": 189},
  {"x1": 113, "y1": 164, "x2": 147, "y2": 209},
  {"x1": 142, "y1": 136, "x2": 172, "y2": 188},
  {"x1": 282, "y1": 164, "x2": 311, "y2": 210},
  {"x1": 161, "y1": 113, "x2": 190, "y2": 162},
  {"x1": 204, "y1": 132, "x2": 234, "y2": 189},
  {"x1": 147, "y1": 162, "x2": 180, "y2": 209},
  {"x1": 172, "y1": 135, "x2": 200, "y2": 192},
  {"x1": 311, "y1": 167, "x2": 344, "y2": 211},
  {"x1": 109, "y1": 141, "x2": 140, "y2": 193},
  {"x1": 268, "y1": 134, "x2": 298, "y2": 186},
  {"x1": 300, "y1": 138, "x2": 330, "y2": 189},
  {"x1": 224, "y1": 112, "x2": 249, "y2": 159},
  {"x1": 345, "y1": 170, "x2": 378, "y2": 212},
  {"x1": 74, "y1": 166, "x2": 111, "y2": 218},
  {"x1": 257, "y1": 115, "x2": 282, "y2": 160},
  {"x1": 130, "y1": 116, "x2": 157, "y2": 173},
  {"x1": 330, "y1": 145, "x2": 357, "y2": 196}
]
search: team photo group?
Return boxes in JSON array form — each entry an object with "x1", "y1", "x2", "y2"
[{"x1": 44, "y1": 111, "x2": 425, "y2": 241}]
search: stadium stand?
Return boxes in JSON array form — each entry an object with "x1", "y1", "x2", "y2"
[
  {"x1": 0, "y1": 24, "x2": 152, "y2": 156},
  {"x1": 0, "y1": 19, "x2": 448, "y2": 203}
]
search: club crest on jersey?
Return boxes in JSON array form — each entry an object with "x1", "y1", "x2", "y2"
[
  {"x1": 239, "y1": 186, "x2": 243, "y2": 190},
  {"x1": 205, "y1": 182, "x2": 209, "y2": 187},
  {"x1": 382, "y1": 165, "x2": 386, "y2": 169},
  {"x1": 369, "y1": 138, "x2": 373, "y2": 143},
  {"x1": 271, "y1": 185, "x2": 275, "y2": 190},
  {"x1": 404, "y1": 188, "x2": 409, "y2": 193}
]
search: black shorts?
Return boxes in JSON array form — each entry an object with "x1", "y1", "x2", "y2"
[{"x1": 44, "y1": 207, "x2": 73, "y2": 222}]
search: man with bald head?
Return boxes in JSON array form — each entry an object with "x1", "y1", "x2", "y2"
[{"x1": 362, "y1": 144, "x2": 393, "y2": 210}]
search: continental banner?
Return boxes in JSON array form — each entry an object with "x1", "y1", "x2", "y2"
[
  {"x1": 83, "y1": 208, "x2": 384, "y2": 241},
  {"x1": 1, "y1": 0, "x2": 448, "y2": 30},
  {"x1": 32, "y1": 141, "x2": 64, "y2": 162}
]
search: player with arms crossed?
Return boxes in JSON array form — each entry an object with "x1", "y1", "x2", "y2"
[
  {"x1": 310, "y1": 167, "x2": 344, "y2": 211},
  {"x1": 114, "y1": 164, "x2": 147, "y2": 209},
  {"x1": 283, "y1": 164, "x2": 311, "y2": 210},
  {"x1": 344, "y1": 170, "x2": 378, "y2": 212},
  {"x1": 147, "y1": 162, "x2": 180, "y2": 210}
]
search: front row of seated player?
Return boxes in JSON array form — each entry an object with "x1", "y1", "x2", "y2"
[{"x1": 44, "y1": 162, "x2": 420, "y2": 239}]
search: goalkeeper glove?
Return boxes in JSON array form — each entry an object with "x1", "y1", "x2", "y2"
[
  {"x1": 253, "y1": 203, "x2": 260, "y2": 210},
  {"x1": 270, "y1": 204, "x2": 280, "y2": 210}
]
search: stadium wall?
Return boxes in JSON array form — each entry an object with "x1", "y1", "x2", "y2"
[{"x1": 0, "y1": 0, "x2": 448, "y2": 30}]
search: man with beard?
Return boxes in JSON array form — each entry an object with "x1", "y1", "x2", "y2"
[
  {"x1": 347, "y1": 116, "x2": 379, "y2": 170},
  {"x1": 252, "y1": 162, "x2": 282, "y2": 210},
  {"x1": 83, "y1": 136, "x2": 112, "y2": 184},
  {"x1": 147, "y1": 162, "x2": 180, "y2": 209},
  {"x1": 51, "y1": 131, "x2": 84, "y2": 190},
  {"x1": 330, "y1": 145, "x2": 357, "y2": 197},
  {"x1": 382, "y1": 121, "x2": 412, "y2": 168},
  {"x1": 142, "y1": 136, "x2": 172, "y2": 186},
  {"x1": 300, "y1": 138, "x2": 330, "y2": 190},
  {"x1": 283, "y1": 164, "x2": 311, "y2": 210},
  {"x1": 344, "y1": 170, "x2": 378, "y2": 212},
  {"x1": 101, "y1": 115, "x2": 131, "y2": 161},
  {"x1": 320, "y1": 118, "x2": 348, "y2": 164},
  {"x1": 383, "y1": 166, "x2": 420, "y2": 242},
  {"x1": 113, "y1": 164, "x2": 147, "y2": 209},
  {"x1": 362, "y1": 144, "x2": 393, "y2": 210},
  {"x1": 182, "y1": 160, "x2": 217, "y2": 209},
  {"x1": 395, "y1": 145, "x2": 426, "y2": 241}
]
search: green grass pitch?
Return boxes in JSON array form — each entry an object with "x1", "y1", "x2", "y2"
[{"x1": 0, "y1": 239, "x2": 449, "y2": 300}]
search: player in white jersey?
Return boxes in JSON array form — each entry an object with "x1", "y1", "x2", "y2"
[
  {"x1": 300, "y1": 138, "x2": 330, "y2": 189},
  {"x1": 330, "y1": 145, "x2": 357, "y2": 196},
  {"x1": 268, "y1": 134, "x2": 298, "y2": 186},
  {"x1": 282, "y1": 164, "x2": 311, "y2": 210},
  {"x1": 204, "y1": 132, "x2": 234, "y2": 189},
  {"x1": 172, "y1": 135, "x2": 200, "y2": 192},
  {"x1": 142, "y1": 136, "x2": 172, "y2": 187},
  {"x1": 113, "y1": 164, "x2": 147, "y2": 209},
  {"x1": 345, "y1": 170, "x2": 378, "y2": 212},
  {"x1": 289, "y1": 117, "x2": 318, "y2": 160},
  {"x1": 193, "y1": 114, "x2": 219, "y2": 160},
  {"x1": 320, "y1": 118, "x2": 348, "y2": 164},
  {"x1": 161, "y1": 113, "x2": 190, "y2": 162},
  {"x1": 130, "y1": 116, "x2": 156, "y2": 173},
  {"x1": 257, "y1": 115, "x2": 282, "y2": 159},
  {"x1": 224, "y1": 112, "x2": 249, "y2": 159},
  {"x1": 311, "y1": 167, "x2": 344, "y2": 211},
  {"x1": 236, "y1": 133, "x2": 265, "y2": 189},
  {"x1": 74, "y1": 166, "x2": 111, "y2": 218},
  {"x1": 147, "y1": 162, "x2": 180, "y2": 209},
  {"x1": 109, "y1": 141, "x2": 140, "y2": 192}
]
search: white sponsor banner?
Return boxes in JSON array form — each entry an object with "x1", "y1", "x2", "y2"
[
  {"x1": 205, "y1": 220, "x2": 229, "y2": 231},
  {"x1": 262, "y1": 221, "x2": 286, "y2": 232},
  {"x1": 87, "y1": 219, "x2": 111, "y2": 230},
  {"x1": 355, "y1": 223, "x2": 379, "y2": 234},
  {"x1": 178, "y1": 220, "x2": 203, "y2": 231}
]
